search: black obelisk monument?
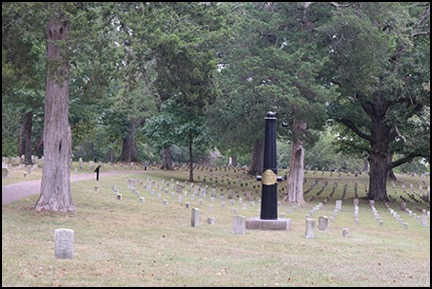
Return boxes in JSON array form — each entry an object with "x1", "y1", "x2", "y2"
[
  {"x1": 246, "y1": 111, "x2": 290, "y2": 230},
  {"x1": 258, "y1": 111, "x2": 279, "y2": 219}
]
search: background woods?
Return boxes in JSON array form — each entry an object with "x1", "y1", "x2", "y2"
[{"x1": 2, "y1": 2, "x2": 430, "y2": 210}]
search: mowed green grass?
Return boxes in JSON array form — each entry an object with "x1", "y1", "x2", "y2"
[{"x1": 2, "y1": 163, "x2": 430, "y2": 287}]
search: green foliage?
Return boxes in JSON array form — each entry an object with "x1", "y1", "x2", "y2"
[
  {"x1": 208, "y1": 2, "x2": 337, "y2": 158},
  {"x1": 319, "y1": 2, "x2": 430, "y2": 167},
  {"x1": 144, "y1": 99, "x2": 212, "y2": 152},
  {"x1": 2, "y1": 2, "x2": 429, "y2": 176},
  {"x1": 277, "y1": 129, "x2": 364, "y2": 171}
]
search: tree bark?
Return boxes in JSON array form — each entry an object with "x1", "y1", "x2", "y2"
[
  {"x1": 23, "y1": 110, "x2": 33, "y2": 165},
  {"x1": 18, "y1": 123, "x2": 25, "y2": 157},
  {"x1": 368, "y1": 151, "x2": 389, "y2": 201},
  {"x1": 118, "y1": 120, "x2": 140, "y2": 162},
  {"x1": 188, "y1": 131, "x2": 194, "y2": 182},
  {"x1": 366, "y1": 99, "x2": 391, "y2": 201},
  {"x1": 284, "y1": 118, "x2": 306, "y2": 204},
  {"x1": 229, "y1": 155, "x2": 238, "y2": 167},
  {"x1": 34, "y1": 11, "x2": 75, "y2": 212},
  {"x1": 248, "y1": 138, "x2": 264, "y2": 175},
  {"x1": 161, "y1": 148, "x2": 173, "y2": 170}
]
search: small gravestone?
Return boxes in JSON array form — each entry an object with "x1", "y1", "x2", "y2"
[
  {"x1": 128, "y1": 179, "x2": 135, "y2": 189},
  {"x1": 335, "y1": 200, "x2": 342, "y2": 210},
  {"x1": 54, "y1": 228, "x2": 74, "y2": 259},
  {"x1": 207, "y1": 217, "x2": 215, "y2": 225},
  {"x1": 116, "y1": 194, "x2": 122, "y2": 200},
  {"x1": 232, "y1": 215, "x2": 246, "y2": 235},
  {"x1": 305, "y1": 219, "x2": 315, "y2": 239},
  {"x1": 191, "y1": 208, "x2": 199, "y2": 227},
  {"x1": 318, "y1": 216, "x2": 328, "y2": 231},
  {"x1": 139, "y1": 197, "x2": 145, "y2": 203},
  {"x1": 342, "y1": 228, "x2": 349, "y2": 237},
  {"x1": 2, "y1": 168, "x2": 8, "y2": 178},
  {"x1": 420, "y1": 215, "x2": 427, "y2": 227},
  {"x1": 353, "y1": 198, "x2": 359, "y2": 206}
]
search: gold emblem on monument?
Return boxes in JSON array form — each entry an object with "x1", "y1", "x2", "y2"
[{"x1": 262, "y1": 169, "x2": 277, "y2": 185}]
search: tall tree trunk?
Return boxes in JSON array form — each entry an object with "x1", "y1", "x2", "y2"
[
  {"x1": 368, "y1": 151, "x2": 389, "y2": 201},
  {"x1": 229, "y1": 155, "x2": 238, "y2": 167},
  {"x1": 154, "y1": 44, "x2": 173, "y2": 170},
  {"x1": 188, "y1": 131, "x2": 194, "y2": 182},
  {"x1": 284, "y1": 118, "x2": 306, "y2": 204},
  {"x1": 35, "y1": 11, "x2": 75, "y2": 212},
  {"x1": 18, "y1": 123, "x2": 25, "y2": 157},
  {"x1": 161, "y1": 148, "x2": 173, "y2": 170},
  {"x1": 248, "y1": 138, "x2": 264, "y2": 175},
  {"x1": 23, "y1": 110, "x2": 33, "y2": 165},
  {"x1": 118, "y1": 120, "x2": 139, "y2": 162},
  {"x1": 367, "y1": 104, "x2": 391, "y2": 201},
  {"x1": 109, "y1": 148, "x2": 114, "y2": 163}
]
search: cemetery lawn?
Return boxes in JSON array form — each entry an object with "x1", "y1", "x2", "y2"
[{"x1": 2, "y1": 164, "x2": 430, "y2": 287}]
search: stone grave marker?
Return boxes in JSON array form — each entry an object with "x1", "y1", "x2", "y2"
[
  {"x1": 191, "y1": 208, "x2": 199, "y2": 227},
  {"x1": 2, "y1": 168, "x2": 8, "y2": 178},
  {"x1": 318, "y1": 216, "x2": 328, "y2": 231},
  {"x1": 335, "y1": 200, "x2": 342, "y2": 210},
  {"x1": 207, "y1": 217, "x2": 215, "y2": 225},
  {"x1": 54, "y1": 228, "x2": 74, "y2": 259},
  {"x1": 342, "y1": 228, "x2": 349, "y2": 237},
  {"x1": 353, "y1": 198, "x2": 359, "y2": 206},
  {"x1": 305, "y1": 219, "x2": 315, "y2": 239},
  {"x1": 232, "y1": 215, "x2": 246, "y2": 235}
]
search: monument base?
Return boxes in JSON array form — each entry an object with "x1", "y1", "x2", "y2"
[{"x1": 245, "y1": 217, "x2": 291, "y2": 230}]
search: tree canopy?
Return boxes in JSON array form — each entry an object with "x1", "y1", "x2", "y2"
[{"x1": 2, "y1": 2, "x2": 430, "y2": 209}]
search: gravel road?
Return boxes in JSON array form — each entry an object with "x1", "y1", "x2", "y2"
[{"x1": 2, "y1": 171, "x2": 134, "y2": 205}]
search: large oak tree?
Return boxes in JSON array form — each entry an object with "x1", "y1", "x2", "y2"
[{"x1": 321, "y1": 2, "x2": 430, "y2": 201}]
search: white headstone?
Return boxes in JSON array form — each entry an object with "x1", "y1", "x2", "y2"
[
  {"x1": 305, "y1": 219, "x2": 315, "y2": 239},
  {"x1": 54, "y1": 228, "x2": 74, "y2": 259},
  {"x1": 232, "y1": 215, "x2": 246, "y2": 235},
  {"x1": 318, "y1": 216, "x2": 328, "y2": 231},
  {"x1": 207, "y1": 217, "x2": 215, "y2": 225},
  {"x1": 191, "y1": 208, "x2": 199, "y2": 227}
]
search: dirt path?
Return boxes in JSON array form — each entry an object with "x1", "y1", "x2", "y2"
[{"x1": 2, "y1": 171, "x2": 138, "y2": 205}]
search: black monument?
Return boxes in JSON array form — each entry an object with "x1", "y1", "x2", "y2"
[
  {"x1": 94, "y1": 164, "x2": 101, "y2": 181},
  {"x1": 256, "y1": 111, "x2": 282, "y2": 219},
  {"x1": 245, "y1": 111, "x2": 290, "y2": 230}
]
